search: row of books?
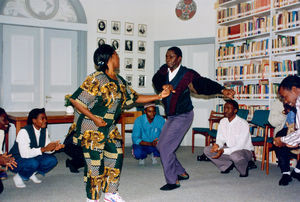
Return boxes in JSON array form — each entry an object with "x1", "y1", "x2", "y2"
[
  {"x1": 272, "y1": 34, "x2": 300, "y2": 53},
  {"x1": 274, "y1": 9, "x2": 300, "y2": 31},
  {"x1": 273, "y1": 0, "x2": 300, "y2": 8},
  {"x1": 225, "y1": 83, "x2": 276, "y2": 99},
  {"x1": 217, "y1": 16, "x2": 271, "y2": 42},
  {"x1": 216, "y1": 59, "x2": 298, "y2": 80},
  {"x1": 217, "y1": 39, "x2": 269, "y2": 61},
  {"x1": 218, "y1": 0, "x2": 231, "y2": 5},
  {"x1": 217, "y1": 0, "x2": 271, "y2": 23}
]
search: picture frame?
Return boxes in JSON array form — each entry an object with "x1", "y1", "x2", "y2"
[
  {"x1": 138, "y1": 24, "x2": 147, "y2": 37},
  {"x1": 111, "y1": 39, "x2": 120, "y2": 52},
  {"x1": 125, "y1": 74, "x2": 133, "y2": 86},
  {"x1": 125, "y1": 22, "x2": 134, "y2": 35},
  {"x1": 111, "y1": 21, "x2": 121, "y2": 34},
  {"x1": 138, "y1": 75, "x2": 146, "y2": 88},
  {"x1": 138, "y1": 40, "x2": 146, "y2": 53},
  {"x1": 97, "y1": 19, "x2": 107, "y2": 33},
  {"x1": 138, "y1": 58, "x2": 145, "y2": 70},
  {"x1": 97, "y1": 38, "x2": 106, "y2": 47},
  {"x1": 124, "y1": 58, "x2": 133, "y2": 70},
  {"x1": 125, "y1": 40, "x2": 133, "y2": 52}
]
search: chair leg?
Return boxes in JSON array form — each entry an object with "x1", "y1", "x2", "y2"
[
  {"x1": 192, "y1": 132, "x2": 195, "y2": 153},
  {"x1": 261, "y1": 146, "x2": 266, "y2": 171},
  {"x1": 266, "y1": 145, "x2": 269, "y2": 175}
]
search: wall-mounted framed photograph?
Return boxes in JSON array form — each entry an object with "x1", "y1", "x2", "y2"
[
  {"x1": 138, "y1": 75, "x2": 145, "y2": 88},
  {"x1": 138, "y1": 24, "x2": 147, "y2": 37},
  {"x1": 97, "y1": 38, "x2": 106, "y2": 47},
  {"x1": 111, "y1": 39, "x2": 120, "y2": 52},
  {"x1": 138, "y1": 58, "x2": 145, "y2": 70},
  {"x1": 125, "y1": 74, "x2": 133, "y2": 86},
  {"x1": 124, "y1": 58, "x2": 133, "y2": 70},
  {"x1": 97, "y1": 19, "x2": 107, "y2": 33},
  {"x1": 125, "y1": 22, "x2": 134, "y2": 35},
  {"x1": 111, "y1": 21, "x2": 121, "y2": 34},
  {"x1": 125, "y1": 40, "x2": 133, "y2": 52},
  {"x1": 138, "y1": 41, "x2": 146, "y2": 53}
]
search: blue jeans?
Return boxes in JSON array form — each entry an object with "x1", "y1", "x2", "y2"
[
  {"x1": 12, "y1": 154, "x2": 57, "y2": 180},
  {"x1": 132, "y1": 144, "x2": 160, "y2": 160}
]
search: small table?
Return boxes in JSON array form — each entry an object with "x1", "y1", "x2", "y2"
[
  {"x1": 6, "y1": 111, "x2": 74, "y2": 152},
  {"x1": 6, "y1": 111, "x2": 134, "y2": 155}
]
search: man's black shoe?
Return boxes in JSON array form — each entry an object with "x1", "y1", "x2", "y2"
[
  {"x1": 239, "y1": 167, "x2": 249, "y2": 177},
  {"x1": 197, "y1": 154, "x2": 210, "y2": 161},
  {"x1": 279, "y1": 174, "x2": 292, "y2": 186},
  {"x1": 160, "y1": 183, "x2": 180, "y2": 191},
  {"x1": 178, "y1": 172, "x2": 189, "y2": 181},
  {"x1": 291, "y1": 170, "x2": 300, "y2": 181},
  {"x1": 66, "y1": 159, "x2": 79, "y2": 173},
  {"x1": 247, "y1": 160, "x2": 257, "y2": 170},
  {"x1": 221, "y1": 164, "x2": 234, "y2": 174}
]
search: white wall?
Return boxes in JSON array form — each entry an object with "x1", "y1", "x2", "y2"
[{"x1": 77, "y1": 0, "x2": 217, "y2": 147}]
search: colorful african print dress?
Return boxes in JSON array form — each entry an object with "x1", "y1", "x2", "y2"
[{"x1": 70, "y1": 71, "x2": 138, "y2": 200}]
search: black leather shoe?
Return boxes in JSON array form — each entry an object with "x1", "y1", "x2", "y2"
[
  {"x1": 197, "y1": 154, "x2": 210, "y2": 161},
  {"x1": 279, "y1": 174, "x2": 292, "y2": 186},
  {"x1": 160, "y1": 183, "x2": 180, "y2": 191},
  {"x1": 221, "y1": 164, "x2": 234, "y2": 174},
  {"x1": 239, "y1": 167, "x2": 249, "y2": 177},
  {"x1": 291, "y1": 170, "x2": 300, "y2": 181},
  {"x1": 247, "y1": 160, "x2": 257, "y2": 170},
  {"x1": 66, "y1": 159, "x2": 79, "y2": 173},
  {"x1": 178, "y1": 172, "x2": 189, "y2": 181}
]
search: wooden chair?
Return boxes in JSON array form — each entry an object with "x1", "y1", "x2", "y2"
[
  {"x1": 119, "y1": 111, "x2": 142, "y2": 155},
  {"x1": 192, "y1": 111, "x2": 224, "y2": 153},
  {"x1": 249, "y1": 109, "x2": 274, "y2": 174}
]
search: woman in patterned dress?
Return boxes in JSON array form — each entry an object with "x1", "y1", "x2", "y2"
[{"x1": 70, "y1": 44, "x2": 172, "y2": 202}]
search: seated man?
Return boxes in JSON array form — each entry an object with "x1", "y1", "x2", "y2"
[
  {"x1": 274, "y1": 75, "x2": 300, "y2": 185},
  {"x1": 204, "y1": 100, "x2": 254, "y2": 177},
  {"x1": 132, "y1": 103, "x2": 165, "y2": 165},
  {"x1": 269, "y1": 100, "x2": 298, "y2": 186},
  {"x1": 9, "y1": 108, "x2": 64, "y2": 188}
]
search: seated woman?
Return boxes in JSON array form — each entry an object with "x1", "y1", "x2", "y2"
[{"x1": 9, "y1": 108, "x2": 64, "y2": 188}]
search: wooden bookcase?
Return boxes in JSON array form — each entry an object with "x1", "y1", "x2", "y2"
[{"x1": 215, "y1": 0, "x2": 300, "y2": 163}]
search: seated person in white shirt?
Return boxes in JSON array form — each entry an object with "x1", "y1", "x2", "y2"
[
  {"x1": 9, "y1": 108, "x2": 64, "y2": 188},
  {"x1": 132, "y1": 103, "x2": 165, "y2": 165},
  {"x1": 204, "y1": 100, "x2": 254, "y2": 177}
]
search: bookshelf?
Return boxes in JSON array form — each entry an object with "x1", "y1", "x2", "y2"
[{"x1": 215, "y1": 0, "x2": 300, "y2": 163}]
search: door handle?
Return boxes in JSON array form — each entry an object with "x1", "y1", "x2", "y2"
[{"x1": 45, "y1": 96, "x2": 52, "y2": 99}]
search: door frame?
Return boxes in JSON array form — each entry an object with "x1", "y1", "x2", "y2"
[{"x1": 154, "y1": 37, "x2": 215, "y2": 72}]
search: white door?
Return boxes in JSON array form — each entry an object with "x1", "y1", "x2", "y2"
[
  {"x1": 1, "y1": 25, "x2": 78, "y2": 111},
  {"x1": 1, "y1": 25, "x2": 41, "y2": 111},
  {"x1": 44, "y1": 29, "x2": 77, "y2": 111}
]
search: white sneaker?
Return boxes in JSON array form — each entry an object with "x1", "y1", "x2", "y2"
[
  {"x1": 104, "y1": 192, "x2": 125, "y2": 202},
  {"x1": 151, "y1": 153, "x2": 158, "y2": 165},
  {"x1": 13, "y1": 173, "x2": 26, "y2": 188},
  {"x1": 30, "y1": 173, "x2": 42, "y2": 183},
  {"x1": 139, "y1": 159, "x2": 145, "y2": 165}
]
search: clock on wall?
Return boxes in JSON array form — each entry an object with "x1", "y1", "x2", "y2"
[
  {"x1": 25, "y1": 0, "x2": 59, "y2": 20},
  {"x1": 175, "y1": 0, "x2": 197, "y2": 21}
]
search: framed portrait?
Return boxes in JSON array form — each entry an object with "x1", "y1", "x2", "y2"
[
  {"x1": 125, "y1": 74, "x2": 133, "y2": 86},
  {"x1": 138, "y1": 75, "x2": 146, "y2": 88},
  {"x1": 97, "y1": 19, "x2": 107, "y2": 33},
  {"x1": 125, "y1": 22, "x2": 134, "y2": 35},
  {"x1": 125, "y1": 40, "x2": 133, "y2": 52},
  {"x1": 138, "y1": 58, "x2": 145, "y2": 70},
  {"x1": 111, "y1": 39, "x2": 120, "y2": 52},
  {"x1": 138, "y1": 24, "x2": 147, "y2": 37},
  {"x1": 124, "y1": 58, "x2": 133, "y2": 70},
  {"x1": 111, "y1": 21, "x2": 121, "y2": 34},
  {"x1": 138, "y1": 41, "x2": 146, "y2": 53},
  {"x1": 97, "y1": 38, "x2": 106, "y2": 47}
]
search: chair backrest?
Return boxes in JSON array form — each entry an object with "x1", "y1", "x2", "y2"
[
  {"x1": 124, "y1": 111, "x2": 143, "y2": 124},
  {"x1": 209, "y1": 111, "x2": 224, "y2": 130},
  {"x1": 237, "y1": 109, "x2": 249, "y2": 120},
  {"x1": 250, "y1": 110, "x2": 270, "y2": 128}
]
